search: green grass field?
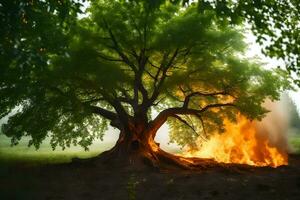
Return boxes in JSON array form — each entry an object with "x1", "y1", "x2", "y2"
[
  {"x1": 0, "y1": 134, "x2": 115, "y2": 165},
  {"x1": 289, "y1": 135, "x2": 300, "y2": 153}
]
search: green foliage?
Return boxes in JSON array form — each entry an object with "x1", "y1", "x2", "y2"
[
  {"x1": 0, "y1": 0, "x2": 108, "y2": 150},
  {"x1": 195, "y1": 0, "x2": 300, "y2": 86},
  {"x1": 287, "y1": 97, "x2": 300, "y2": 130},
  {"x1": 291, "y1": 110, "x2": 300, "y2": 130},
  {"x1": 168, "y1": 115, "x2": 203, "y2": 148},
  {"x1": 0, "y1": 0, "x2": 292, "y2": 150}
]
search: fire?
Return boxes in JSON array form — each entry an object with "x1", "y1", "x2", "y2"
[{"x1": 181, "y1": 115, "x2": 288, "y2": 167}]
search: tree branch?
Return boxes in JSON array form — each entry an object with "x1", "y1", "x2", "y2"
[
  {"x1": 97, "y1": 51, "x2": 123, "y2": 62},
  {"x1": 171, "y1": 114, "x2": 199, "y2": 136},
  {"x1": 147, "y1": 103, "x2": 236, "y2": 135},
  {"x1": 75, "y1": 76, "x2": 130, "y2": 124},
  {"x1": 148, "y1": 49, "x2": 179, "y2": 106},
  {"x1": 102, "y1": 18, "x2": 137, "y2": 72},
  {"x1": 183, "y1": 91, "x2": 228, "y2": 108},
  {"x1": 47, "y1": 86, "x2": 119, "y2": 126},
  {"x1": 89, "y1": 105, "x2": 118, "y2": 121}
]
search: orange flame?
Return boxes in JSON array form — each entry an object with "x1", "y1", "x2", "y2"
[{"x1": 181, "y1": 115, "x2": 288, "y2": 167}]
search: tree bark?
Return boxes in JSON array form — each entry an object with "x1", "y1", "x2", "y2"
[{"x1": 90, "y1": 124, "x2": 217, "y2": 170}]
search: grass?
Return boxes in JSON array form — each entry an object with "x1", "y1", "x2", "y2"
[
  {"x1": 289, "y1": 135, "x2": 300, "y2": 153},
  {"x1": 0, "y1": 134, "x2": 114, "y2": 165},
  {"x1": 0, "y1": 129, "x2": 181, "y2": 165},
  {"x1": 0, "y1": 148, "x2": 102, "y2": 164}
]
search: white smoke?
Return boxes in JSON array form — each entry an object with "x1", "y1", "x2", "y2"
[{"x1": 255, "y1": 94, "x2": 294, "y2": 153}]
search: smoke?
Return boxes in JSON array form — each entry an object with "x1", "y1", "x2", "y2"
[{"x1": 255, "y1": 94, "x2": 292, "y2": 153}]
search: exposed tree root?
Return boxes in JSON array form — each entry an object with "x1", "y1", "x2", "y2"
[
  {"x1": 73, "y1": 146, "x2": 256, "y2": 173},
  {"x1": 72, "y1": 137, "x2": 260, "y2": 172}
]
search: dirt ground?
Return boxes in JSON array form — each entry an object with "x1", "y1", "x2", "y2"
[{"x1": 1, "y1": 154, "x2": 300, "y2": 200}]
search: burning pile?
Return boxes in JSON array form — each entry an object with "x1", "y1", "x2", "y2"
[{"x1": 181, "y1": 115, "x2": 288, "y2": 167}]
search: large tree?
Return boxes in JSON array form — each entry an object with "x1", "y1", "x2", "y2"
[{"x1": 0, "y1": 0, "x2": 291, "y2": 168}]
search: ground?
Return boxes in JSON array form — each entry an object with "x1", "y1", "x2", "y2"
[{"x1": 1, "y1": 154, "x2": 300, "y2": 200}]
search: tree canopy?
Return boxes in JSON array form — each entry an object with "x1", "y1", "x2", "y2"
[
  {"x1": 146, "y1": 0, "x2": 300, "y2": 85},
  {"x1": 195, "y1": 0, "x2": 300, "y2": 86},
  {"x1": 0, "y1": 0, "x2": 291, "y2": 151}
]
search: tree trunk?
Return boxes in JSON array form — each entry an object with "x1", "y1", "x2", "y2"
[
  {"x1": 95, "y1": 128, "x2": 158, "y2": 168},
  {"x1": 90, "y1": 126, "x2": 217, "y2": 170}
]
